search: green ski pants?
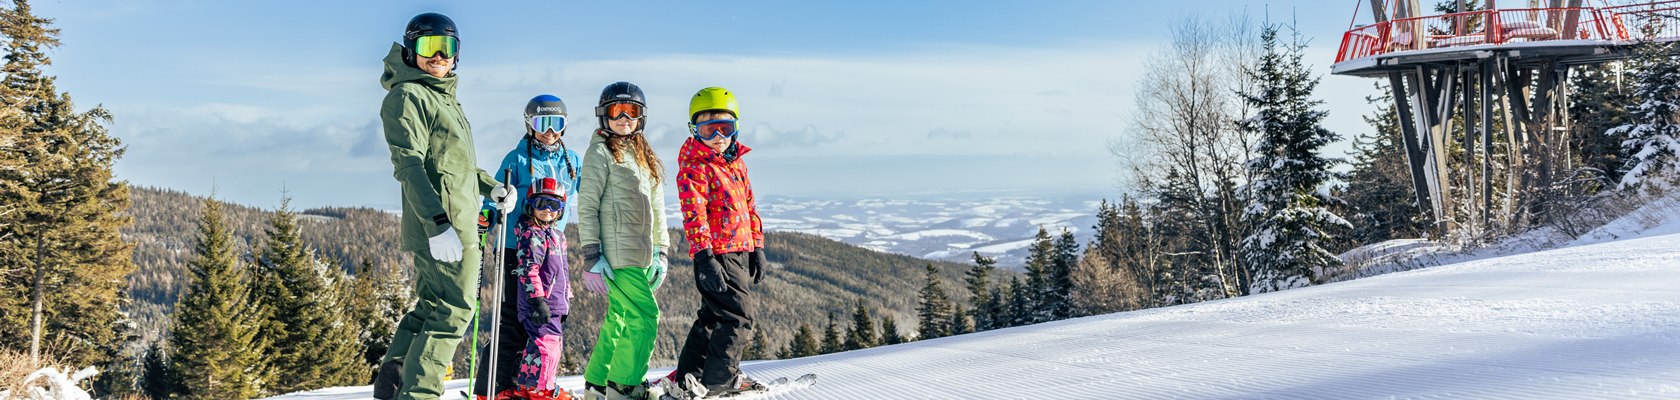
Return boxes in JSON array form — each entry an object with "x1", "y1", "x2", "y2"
[
  {"x1": 384, "y1": 246, "x2": 481, "y2": 400},
  {"x1": 584, "y1": 266, "x2": 661, "y2": 387}
]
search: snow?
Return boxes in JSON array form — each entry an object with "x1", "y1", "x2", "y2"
[
  {"x1": 252, "y1": 192, "x2": 1680, "y2": 399},
  {"x1": 268, "y1": 225, "x2": 1680, "y2": 399},
  {"x1": 0, "y1": 367, "x2": 98, "y2": 400}
]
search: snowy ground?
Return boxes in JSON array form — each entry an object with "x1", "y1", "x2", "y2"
[{"x1": 269, "y1": 223, "x2": 1680, "y2": 399}]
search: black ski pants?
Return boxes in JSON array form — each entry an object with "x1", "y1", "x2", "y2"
[
  {"x1": 673, "y1": 251, "x2": 757, "y2": 386},
  {"x1": 474, "y1": 251, "x2": 524, "y2": 397}
]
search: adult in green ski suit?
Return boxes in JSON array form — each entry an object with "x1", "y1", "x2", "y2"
[
  {"x1": 374, "y1": 12, "x2": 509, "y2": 400},
  {"x1": 578, "y1": 81, "x2": 671, "y2": 400}
]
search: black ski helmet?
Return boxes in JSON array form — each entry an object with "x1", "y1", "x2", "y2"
[
  {"x1": 402, "y1": 12, "x2": 458, "y2": 68},
  {"x1": 595, "y1": 81, "x2": 647, "y2": 133}
]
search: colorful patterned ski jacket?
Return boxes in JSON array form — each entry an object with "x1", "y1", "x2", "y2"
[
  {"x1": 676, "y1": 137, "x2": 763, "y2": 256},
  {"x1": 514, "y1": 217, "x2": 569, "y2": 336}
]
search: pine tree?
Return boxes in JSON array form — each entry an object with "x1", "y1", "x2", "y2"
[
  {"x1": 879, "y1": 316, "x2": 905, "y2": 345},
  {"x1": 819, "y1": 311, "x2": 844, "y2": 354},
  {"x1": 1342, "y1": 83, "x2": 1430, "y2": 244},
  {"x1": 1023, "y1": 228, "x2": 1055, "y2": 323},
  {"x1": 168, "y1": 196, "x2": 268, "y2": 399},
  {"x1": 256, "y1": 198, "x2": 364, "y2": 392},
  {"x1": 986, "y1": 285, "x2": 1009, "y2": 329},
  {"x1": 351, "y1": 259, "x2": 409, "y2": 381},
  {"x1": 843, "y1": 298, "x2": 877, "y2": 351},
  {"x1": 788, "y1": 324, "x2": 820, "y2": 358},
  {"x1": 1238, "y1": 25, "x2": 1351, "y2": 294},
  {"x1": 140, "y1": 341, "x2": 178, "y2": 400},
  {"x1": 0, "y1": 0, "x2": 135, "y2": 373},
  {"x1": 964, "y1": 252, "x2": 996, "y2": 331},
  {"x1": 1609, "y1": 25, "x2": 1680, "y2": 191},
  {"x1": 1007, "y1": 277, "x2": 1031, "y2": 327},
  {"x1": 1570, "y1": 63, "x2": 1635, "y2": 188},
  {"x1": 744, "y1": 328, "x2": 770, "y2": 361},
  {"x1": 915, "y1": 264, "x2": 952, "y2": 340},
  {"x1": 948, "y1": 305, "x2": 971, "y2": 336},
  {"x1": 1051, "y1": 229, "x2": 1080, "y2": 319}
]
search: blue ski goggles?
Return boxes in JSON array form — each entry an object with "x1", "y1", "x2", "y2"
[
  {"x1": 528, "y1": 196, "x2": 565, "y2": 212},
  {"x1": 689, "y1": 118, "x2": 738, "y2": 141},
  {"x1": 529, "y1": 115, "x2": 566, "y2": 134}
]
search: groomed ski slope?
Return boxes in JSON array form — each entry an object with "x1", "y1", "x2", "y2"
[{"x1": 270, "y1": 230, "x2": 1680, "y2": 399}]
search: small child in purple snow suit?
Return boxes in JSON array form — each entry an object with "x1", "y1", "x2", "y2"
[{"x1": 512, "y1": 177, "x2": 573, "y2": 398}]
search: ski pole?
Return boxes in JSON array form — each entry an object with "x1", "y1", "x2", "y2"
[{"x1": 484, "y1": 168, "x2": 514, "y2": 399}]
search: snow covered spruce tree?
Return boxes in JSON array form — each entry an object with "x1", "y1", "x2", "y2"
[
  {"x1": 1608, "y1": 29, "x2": 1680, "y2": 192},
  {"x1": 168, "y1": 196, "x2": 268, "y2": 399},
  {"x1": 1237, "y1": 25, "x2": 1350, "y2": 294},
  {"x1": 252, "y1": 198, "x2": 364, "y2": 392},
  {"x1": 0, "y1": 0, "x2": 136, "y2": 379}
]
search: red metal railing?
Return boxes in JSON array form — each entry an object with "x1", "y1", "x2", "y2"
[{"x1": 1335, "y1": 1, "x2": 1680, "y2": 64}]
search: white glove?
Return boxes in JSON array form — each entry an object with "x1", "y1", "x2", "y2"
[
  {"x1": 427, "y1": 226, "x2": 463, "y2": 262},
  {"x1": 491, "y1": 183, "x2": 517, "y2": 213}
]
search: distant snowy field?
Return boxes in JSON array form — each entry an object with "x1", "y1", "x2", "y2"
[
  {"x1": 745, "y1": 194, "x2": 1100, "y2": 268},
  {"x1": 268, "y1": 201, "x2": 1680, "y2": 399}
]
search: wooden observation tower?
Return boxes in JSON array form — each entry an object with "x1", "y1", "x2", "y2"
[{"x1": 1333, "y1": 0, "x2": 1679, "y2": 235}]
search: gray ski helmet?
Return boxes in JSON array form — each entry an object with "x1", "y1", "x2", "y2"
[
  {"x1": 525, "y1": 94, "x2": 567, "y2": 119},
  {"x1": 402, "y1": 12, "x2": 458, "y2": 68}
]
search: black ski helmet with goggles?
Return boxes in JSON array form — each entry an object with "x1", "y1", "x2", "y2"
[
  {"x1": 524, "y1": 94, "x2": 568, "y2": 152},
  {"x1": 595, "y1": 81, "x2": 647, "y2": 135},
  {"x1": 402, "y1": 12, "x2": 458, "y2": 69}
]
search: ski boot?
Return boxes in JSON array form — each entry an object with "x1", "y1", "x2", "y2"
[
  {"x1": 582, "y1": 383, "x2": 609, "y2": 400},
  {"x1": 651, "y1": 372, "x2": 706, "y2": 400},
  {"x1": 605, "y1": 381, "x2": 650, "y2": 400},
  {"x1": 705, "y1": 374, "x2": 766, "y2": 398},
  {"x1": 372, "y1": 359, "x2": 404, "y2": 400}
]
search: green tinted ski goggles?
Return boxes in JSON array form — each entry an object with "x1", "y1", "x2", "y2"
[{"x1": 412, "y1": 35, "x2": 458, "y2": 59}]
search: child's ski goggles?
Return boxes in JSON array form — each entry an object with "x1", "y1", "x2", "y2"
[
  {"x1": 412, "y1": 35, "x2": 459, "y2": 59},
  {"x1": 528, "y1": 196, "x2": 565, "y2": 212},
  {"x1": 529, "y1": 115, "x2": 566, "y2": 134},
  {"x1": 689, "y1": 118, "x2": 738, "y2": 140},
  {"x1": 600, "y1": 102, "x2": 644, "y2": 120}
]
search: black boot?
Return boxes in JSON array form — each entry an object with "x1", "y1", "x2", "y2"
[{"x1": 373, "y1": 359, "x2": 404, "y2": 400}]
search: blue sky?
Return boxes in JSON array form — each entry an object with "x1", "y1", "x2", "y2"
[{"x1": 33, "y1": 0, "x2": 1374, "y2": 210}]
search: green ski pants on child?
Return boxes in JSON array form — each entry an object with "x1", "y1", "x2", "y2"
[
  {"x1": 584, "y1": 266, "x2": 661, "y2": 388},
  {"x1": 384, "y1": 247, "x2": 481, "y2": 400}
]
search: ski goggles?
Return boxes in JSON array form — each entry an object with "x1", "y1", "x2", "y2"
[
  {"x1": 600, "y1": 102, "x2": 644, "y2": 120},
  {"x1": 690, "y1": 118, "x2": 738, "y2": 140},
  {"x1": 529, "y1": 115, "x2": 566, "y2": 134},
  {"x1": 528, "y1": 196, "x2": 565, "y2": 212},
  {"x1": 412, "y1": 35, "x2": 459, "y2": 59}
]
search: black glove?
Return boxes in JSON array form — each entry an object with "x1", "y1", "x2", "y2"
[
  {"x1": 525, "y1": 296, "x2": 551, "y2": 324},
  {"x1": 693, "y1": 249, "x2": 727, "y2": 293},
  {"x1": 748, "y1": 248, "x2": 766, "y2": 284}
]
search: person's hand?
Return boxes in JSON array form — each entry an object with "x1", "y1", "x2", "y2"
[
  {"x1": 693, "y1": 249, "x2": 726, "y2": 293},
  {"x1": 525, "y1": 296, "x2": 552, "y2": 324},
  {"x1": 491, "y1": 183, "x2": 517, "y2": 213},
  {"x1": 591, "y1": 256, "x2": 616, "y2": 281},
  {"x1": 427, "y1": 226, "x2": 462, "y2": 262},
  {"x1": 649, "y1": 251, "x2": 668, "y2": 290},
  {"x1": 748, "y1": 248, "x2": 766, "y2": 284},
  {"x1": 583, "y1": 270, "x2": 607, "y2": 295}
]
